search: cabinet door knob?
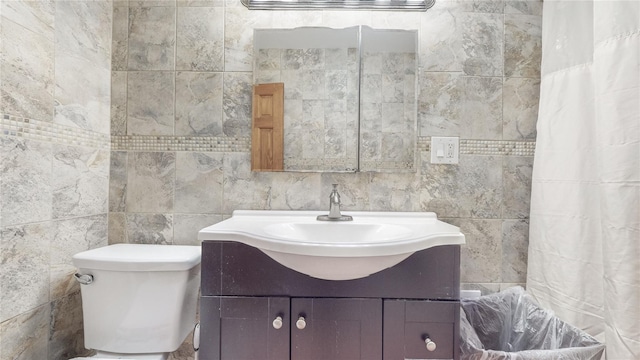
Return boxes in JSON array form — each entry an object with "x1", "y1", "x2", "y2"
[
  {"x1": 425, "y1": 338, "x2": 437, "y2": 352},
  {"x1": 296, "y1": 316, "x2": 306, "y2": 330},
  {"x1": 272, "y1": 316, "x2": 283, "y2": 330}
]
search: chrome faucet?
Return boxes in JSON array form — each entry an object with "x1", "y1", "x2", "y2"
[{"x1": 317, "y1": 184, "x2": 353, "y2": 221}]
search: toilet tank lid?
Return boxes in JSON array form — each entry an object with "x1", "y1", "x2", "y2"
[{"x1": 72, "y1": 244, "x2": 201, "y2": 272}]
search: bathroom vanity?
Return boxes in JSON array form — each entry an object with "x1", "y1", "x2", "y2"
[{"x1": 198, "y1": 210, "x2": 464, "y2": 360}]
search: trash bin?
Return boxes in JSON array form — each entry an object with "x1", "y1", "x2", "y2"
[{"x1": 460, "y1": 286, "x2": 605, "y2": 360}]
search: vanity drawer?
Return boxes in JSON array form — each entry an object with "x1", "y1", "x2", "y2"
[{"x1": 383, "y1": 300, "x2": 460, "y2": 360}]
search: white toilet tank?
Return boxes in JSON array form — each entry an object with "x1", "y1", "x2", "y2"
[{"x1": 72, "y1": 244, "x2": 201, "y2": 355}]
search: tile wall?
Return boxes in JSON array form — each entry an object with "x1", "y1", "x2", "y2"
[
  {"x1": 0, "y1": 0, "x2": 541, "y2": 358},
  {"x1": 109, "y1": 0, "x2": 541, "y2": 294},
  {"x1": 0, "y1": 1, "x2": 112, "y2": 359}
]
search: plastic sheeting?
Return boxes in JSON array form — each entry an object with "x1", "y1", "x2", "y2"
[{"x1": 460, "y1": 287, "x2": 605, "y2": 360}]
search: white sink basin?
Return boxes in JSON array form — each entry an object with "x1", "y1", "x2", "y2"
[
  {"x1": 198, "y1": 210, "x2": 465, "y2": 280},
  {"x1": 263, "y1": 222, "x2": 413, "y2": 244}
]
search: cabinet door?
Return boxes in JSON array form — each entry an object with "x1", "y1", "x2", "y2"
[
  {"x1": 291, "y1": 298, "x2": 382, "y2": 360},
  {"x1": 383, "y1": 300, "x2": 459, "y2": 360},
  {"x1": 200, "y1": 296, "x2": 290, "y2": 360}
]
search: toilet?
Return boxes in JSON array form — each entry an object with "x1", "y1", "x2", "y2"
[{"x1": 71, "y1": 244, "x2": 201, "y2": 360}]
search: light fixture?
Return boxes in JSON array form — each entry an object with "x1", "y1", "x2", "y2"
[{"x1": 241, "y1": 0, "x2": 435, "y2": 11}]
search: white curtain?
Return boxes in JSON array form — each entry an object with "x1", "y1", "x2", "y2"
[{"x1": 527, "y1": 1, "x2": 640, "y2": 359}]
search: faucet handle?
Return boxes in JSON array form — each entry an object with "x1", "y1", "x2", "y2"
[{"x1": 331, "y1": 183, "x2": 339, "y2": 191}]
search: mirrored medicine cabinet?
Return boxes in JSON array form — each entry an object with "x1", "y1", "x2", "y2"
[{"x1": 253, "y1": 25, "x2": 418, "y2": 173}]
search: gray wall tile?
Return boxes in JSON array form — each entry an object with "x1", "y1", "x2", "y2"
[
  {"x1": 127, "y1": 71, "x2": 175, "y2": 135},
  {"x1": 0, "y1": 138, "x2": 52, "y2": 226},
  {"x1": 503, "y1": 156, "x2": 533, "y2": 219},
  {"x1": 0, "y1": 1, "x2": 111, "y2": 358},
  {"x1": 111, "y1": 71, "x2": 128, "y2": 136},
  {"x1": 461, "y1": 12, "x2": 504, "y2": 76},
  {"x1": 420, "y1": 7, "x2": 462, "y2": 72},
  {"x1": 54, "y1": 1, "x2": 111, "y2": 134},
  {"x1": 224, "y1": 6, "x2": 272, "y2": 72},
  {"x1": 128, "y1": 6, "x2": 176, "y2": 70},
  {"x1": 49, "y1": 291, "x2": 89, "y2": 359},
  {"x1": 131, "y1": 0, "x2": 178, "y2": 7},
  {"x1": 265, "y1": 172, "x2": 323, "y2": 210},
  {"x1": 0, "y1": 15, "x2": 54, "y2": 121},
  {"x1": 112, "y1": 6, "x2": 129, "y2": 71},
  {"x1": 1, "y1": 222, "x2": 51, "y2": 321},
  {"x1": 454, "y1": 218, "x2": 503, "y2": 283},
  {"x1": 502, "y1": 219, "x2": 529, "y2": 283},
  {"x1": 176, "y1": 7, "x2": 224, "y2": 71},
  {"x1": 222, "y1": 72, "x2": 252, "y2": 137},
  {"x1": 370, "y1": 173, "x2": 420, "y2": 211},
  {"x1": 459, "y1": 0, "x2": 505, "y2": 14},
  {"x1": 175, "y1": 72, "x2": 223, "y2": 136},
  {"x1": 222, "y1": 152, "x2": 275, "y2": 212},
  {"x1": 0, "y1": 1, "x2": 54, "y2": 42},
  {"x1": 50, "y1": 215, "x2": 107, "y2": 301},
  {"x1": 125, "y1": 213, "x2": 173, "y2": 244},
  {"x1": 418, "y1": 72, "x2": 462, "y2": 137},
  {"x1": 461, "y1": 76, "x2": 503, "y2": 139},
  {"x1": 420, "y1": 155, "x2": 503, "y2": 218},
  {"x1": 505, "y1": 0, "x2": 543, "y2": 15},
  {"x1": 0, "y1": 305, "x2": 49, "y2": 359},
  {"x1": 108, "y1": 212, "x2": 128, "y2": 245},
  {"x1": 503, "y1": 77, "x2": 540, "y2": 140},
  {"x1": 173, "y1": 213, "x2": 222, "y2": 245},
  {"x1": 52, "y1": 145, "x2": 109, "y2": 219},
  {"x1": 109, "y1": 151, "x2": 128, "y2": 212},
  {"x1": 505, "y1": 13, "x2": 542, "y2": 77},
  {"x1": 320, "y1": 173, "x2": 371, "y2": 210},
  {"x1": 126, "y1": 152, "x2": 175, "y2": 213},
  {"x1": 175, "y1": 152, "x2": 224, "y2": 213}
]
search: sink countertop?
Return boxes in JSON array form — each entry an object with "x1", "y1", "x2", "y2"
[{"x1": 198, "y1": 210, "x2": 465, "y2": 257}]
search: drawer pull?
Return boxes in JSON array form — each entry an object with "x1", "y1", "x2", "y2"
[
  {"x1": 272, "y1": 316, "x2": 283, "y2": 330},
  {"x1": 425, "y1": 338, "x2": 437, "y2": 352},
  {"x1": 296, "y1": 316, "x2": 307, "y2": 330}
]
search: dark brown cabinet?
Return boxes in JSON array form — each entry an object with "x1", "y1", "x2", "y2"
[
  {"x1": 199, "y1": 241, "x2": 461, "y2": 360},
  {"x1": 383, "y1": 300, "x2": 460, "y2": 360},
  {"x1": 291, "y1": 298, "x2": 382, "y2": 360},
  {"x1": 201, "y1": 296, "x2": 290, "y2": 360}
]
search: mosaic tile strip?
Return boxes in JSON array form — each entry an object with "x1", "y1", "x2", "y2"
[
  {"x1": 1, "y1": 116, "x2": 536, "y2": 156},
  {"x1": 417, "y1": 137, "x2": 536, "y2": 157},
  {"x1": 462, "y1": 139, "x2": 536, "y2": 156},
  {"x1": 1, "y1": 114, "x2": 110, "y2": 149},
  {"x1": 417, "y1": 136, "x2": 430, "y2": 152},
  {"x1": 111, "y1": 135, "x2": 251, "y2": 152}
]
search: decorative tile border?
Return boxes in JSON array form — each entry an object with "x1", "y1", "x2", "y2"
[
  {"x1": 417, "y1": 137, "x2": 535, "y2": 157},
  {"x1": 0, "y1": 114, "x2": 250, "y2": 152},
  {"x1": 1, "y1": 114, "x2": 111, "y2": 149},
  {"x1": 1, "y1": 115, "x2": 535, "y2": 157},
  {"x1": 461, "y1": 139, "x2": 536, "y2": 156},
  {"x1": 111, "y1": 135, "x2": 250, "y2": 152}
]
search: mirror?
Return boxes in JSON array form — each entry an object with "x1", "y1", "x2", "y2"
[{"x1": 253, "y1": 26, "x2": 418, "y2": 172}]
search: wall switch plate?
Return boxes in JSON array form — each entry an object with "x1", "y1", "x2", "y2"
[{"x1": 430, "y1": 136, "x2": 459, "y2": 164}]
